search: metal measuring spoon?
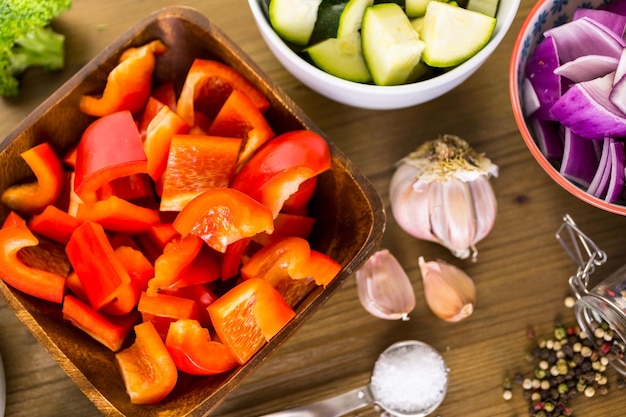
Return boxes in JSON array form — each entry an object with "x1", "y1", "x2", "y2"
[{"x1": 260, "y1": 340, "x2": 448, "y2": 417}]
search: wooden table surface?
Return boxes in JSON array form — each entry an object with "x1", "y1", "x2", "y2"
[{"x1": 2, "y1": 0, "x2": 626, "y2": 416}]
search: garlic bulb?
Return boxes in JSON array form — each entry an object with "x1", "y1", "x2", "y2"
[
  {"x1": 418, "y1": 256, "x2": 476, "y2": 322},
  {"x1": 356, "y1": 249, "x2": 416, "y2": 321},
  {"x1": 390, "y1": 134, "x2": 498, "y2": 261}
]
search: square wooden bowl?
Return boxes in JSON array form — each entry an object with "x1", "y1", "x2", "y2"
[{"x1": 0, "y1": 6, "x2": 385, "y2": 417}]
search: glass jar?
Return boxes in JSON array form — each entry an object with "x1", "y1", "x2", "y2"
[{"x1": 557, "y1": 214, "x2": 626, "y2": 376}]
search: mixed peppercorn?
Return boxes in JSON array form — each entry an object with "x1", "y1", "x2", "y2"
[{"x1": 504, "y1": 303, "x2": 626, "y2": 416}]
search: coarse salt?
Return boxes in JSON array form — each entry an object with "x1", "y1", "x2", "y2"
[{"x1": 370, "y1": 342, "x2": 448, "y2": 415}]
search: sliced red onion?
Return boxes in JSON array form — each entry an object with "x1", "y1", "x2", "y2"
[
  {"x1": 587, "y1": 137, "x2": 613, "y2": 198},
  {"x1": 529, "y1": 117, "x2": 564, "y2": 160},
  {"x1": 614, "y1": 49, "x2": 626, "y2": 84},
  {"x1": 524, "y1": 36, "x2": 560, "y2": 120},
  {"x1": 606, "y1": 140, "x2": 625, "y2": 202},
  {"x1": 522, "y1": 77, "x2": 541, "y2": 117},
  {"x1": 550, "y1": 72, "x2": 626, "y2": 139},
  {"x1": 543, "y1": 17, "x2": 626, "y2": 63},
  {"x1": 554, "y1": 55, "x2": 618, "y2": 83},
  {"x1": 560, "y1": 128, "x2": 600, "y2": 187},
  {"x1": 609, "y1": 71, "x2": 626, "y2": 114},
  {"x1": 573, "y1": 8, "x2": 626, "y2": 36}
]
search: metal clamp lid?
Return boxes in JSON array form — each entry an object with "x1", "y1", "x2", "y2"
[{"x1": 555, "y1": 214, "x2": 607, "y2": 298}]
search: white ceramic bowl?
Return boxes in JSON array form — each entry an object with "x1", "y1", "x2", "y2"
[
  {"x1": 509, "y1": 0, "x2": 626, "y2": 216},
  {"x1": 248, "y1": 0, "x2": 520, "y2": 110}
]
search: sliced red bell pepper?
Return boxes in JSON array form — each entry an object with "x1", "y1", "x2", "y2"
[
  {"x1": 65, "y1": 221, "x2": 131, "y2": 310},
  {"x1": 143, "y1": 105, "x2": 189, "y2": 182},
  {"x1": 221, "y1": 236, "x2": 253, "y2": 280},
  {"x1": 208, "y1": 89, "x2": 275, "y2": 167},
  {"x1": 79, "y1": 40, "x2": 168, "y2": 117},
  {"x1": 62, "y1": 294, "x2": 138, "y2": 352},
  {"x1": 241, "y1": 236, "x2": 341, "y2": 307},
  {"x1": 158, "y1": 284, "x2": 218, "y2": 328},
  {"x1": 76, "y1": 196, "x2": 161, "y2": 234},
  {"x1": 253, "y1": 212, "x2": 316, "y2": 247},
  {"x1": 2, "y1": 211, "x2": 26, "y2": 228},
  {"x1": 281, "y1": 176, "x2": 317, "y2": 216},
  {"x1": 100, "y1": 245, "x2": 155, "y2": 316},
  {"x1": 230, "y1": 130, "x2": 331, "y2": 217},
  {"x1": 176, "y1": 59, "x2": 270, "y2": 126},
  {"x1": 172, "y1": 187, "x2": 274, "y2": 253},
  {"x1": 0, "y1": 223, "x2": 66, "y2": 303},
  {"x1": 165, "y1": 319, "x2": 238, "y2": 375},
  {"x1": 1, "y1": 142, "x2": 64, "y2": 216},
  {"x1": 137, "y1": 291, "x2": 200, "y2": 339},
  {"x1": 207, "y1": 278, "x2": 295, "y2": 364},
  {"x1": 95, "y1": 173, "x2": 156, "y2": 203},
  {"x1": 28, "y1": 204, "x2": 82, "y2": 245},
  {"x1": 159, "y1": 135, "x2": 241, "y2": 212},
  {"x1": 147, "y1": 234, "x2": 220, "y2": 295},
  {"x1": 115, "y1": 320, "x2": 178, "y2": 404},
  {"x1": 73, "y1": 110, "x2": 148, "y2": 202}
]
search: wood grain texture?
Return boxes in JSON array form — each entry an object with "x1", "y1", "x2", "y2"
[{"x1": 1, "y1": 0, "x2": 626, "y2": 416}]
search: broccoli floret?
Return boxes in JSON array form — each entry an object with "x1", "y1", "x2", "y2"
[{"x1": 0, "y1": 0, "x2": 72, "y2": 97}]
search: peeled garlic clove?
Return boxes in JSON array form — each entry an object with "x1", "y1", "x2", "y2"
[
  {"x1": 418, "y1": 256, "x2": 476, "y2": 322},
  {"x1": 356, "y1": 249, "x2": 416, "y2": 321},
  {"x1": 389, "y1": 134, "x2": 498, "y2": 261}
]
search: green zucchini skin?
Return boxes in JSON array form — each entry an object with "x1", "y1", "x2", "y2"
[{"x1": 310, "y1": 0, "x2": 349, "y2": 44}]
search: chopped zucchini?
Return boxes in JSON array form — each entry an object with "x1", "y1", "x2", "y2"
[
  {"x1": 421, "y1": 1, "x2": 496, "y2": 67},
  {"x1": 306, "y1": 33, "x2": 373, "y2": 83},
  {"x1": 269, "y1": 0, "x2": 323, "y2": 45},
  {"x1": 361, "y1": 3, "x2": 425, "y2": 85}
]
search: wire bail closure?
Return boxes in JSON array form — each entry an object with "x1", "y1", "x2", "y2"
[{"x1": 556, "y1": 214, "x2": 608, "y2": 298}]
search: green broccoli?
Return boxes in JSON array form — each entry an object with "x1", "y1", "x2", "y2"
[{"x1": 0, "y1": 0, "x2": 72, "y2": 97}]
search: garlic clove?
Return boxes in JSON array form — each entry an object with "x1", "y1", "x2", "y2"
[
  {"x1": 418, "y1": 256, "x2": 476, "y2": 322},
  {"x1": 390, "y1": 164, "x2": 439, "y2": 243},
  {"x1": 429, "y1": 177, "x2": 476, "y2": 260},
  {"x1": 468, "y1": 176, "x2": 497, "y2": 244},
  {"x1": 356, "y1": 249, "x2": 416, "y2": 321}
]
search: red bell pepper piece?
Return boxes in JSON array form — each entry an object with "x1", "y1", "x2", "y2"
[
  {"x1": 65, "y1": 221, "x2": 131, "y2": 310},
  {"x1": 143, "y1": 105, "x2": 189, "y2": 182},
  {"x1": 0, "y1": 223, "x2": 66, "y2": 303},
  {"x1": 158, "y1": 284, "x2": 218, "y2": 328},
  {"x1": 28, "y1": 204, "x2": 82, "y2": 244},
  {"x1": 230, "y1": 130, "x2": 332, "y2": 217},
  {"x1": 159, "y1": 135, "x2": 241, "y2": 212},
  {"x1": 2, "y1": 211, "x2": 26, "y2": 228},
  {"x1": 241, "y1": 236, "x2": 341, "y2": 307},
  {"x1": 115, "y1": 321, "x2": 178, "y2": 404},
  {"x1": 208, "y1": 278, "x2": 295, "y2": 364},
  {"x1": 147, "y1": 234, "x2": 220, "y2": 295},
  {"x1": 1, "y1": 142, "x2": 64, "y2": 216},
  {"x1": 62, "y1": 294, "x2": 138, "y2": 352},
  {"x1": 73, "y1": 110, "x2": 148, "y2": 202},
  {"x1": 208, "y1": 89, "x2": 275, "y2": 167},
  {"x1": 137, "y1": 291, "x2": 200, "y2": 339},
  {"x1": 253, "y1": 212, "x2": 316, "y2": 247},
  {"x1": 79, "y1": 40, "x2": 168, "y2": 117},
  {"x1": 100, "y1": 245, "x2": 155, "y2": 316},
  {"x1": 95, "y1": 173, "x2": 156, "y2": 203},
  {"x1": 172, "y1": 187, "x2": 274, "y2": 253},
  {"x1": 76, "y1": 196, "x2": 161, "y2": 234},
  {"x1": 281, "y1": 176, "x2": 317, "y2": 216},
  {"x1": 221, "y1": 237, "x2": 253, "y2": 280},
  {"x1": 165, "y1": 319, "x2": 238, "y2": 375},
  {"x1": 176, "y1": 59, "x2": 270, "y2": 126}
]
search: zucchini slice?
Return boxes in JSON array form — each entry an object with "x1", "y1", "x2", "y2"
[
  {"x1": 361, "y1": 3, "x2": 425, "y2": 86},
  {"x1": 269, "y1": 0, "x2": 323, "y2": 46},
  {"x1": 421, "y1": 1, "x2": 496, "y2": 67},
  {"x1": 306, "y1": 33, "x2": 373, "y2": 83}
]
